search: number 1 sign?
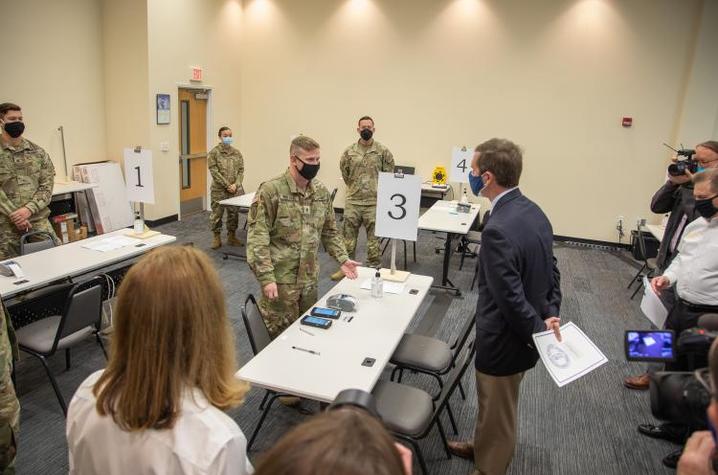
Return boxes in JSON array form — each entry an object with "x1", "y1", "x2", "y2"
[
  {"x1": 375, "y1": 172, "x2": 421, "y2": 242},
  {"x1": 123, "y1": 148, "x2": 156, "y2": 204}
]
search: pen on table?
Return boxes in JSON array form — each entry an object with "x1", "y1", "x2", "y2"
[
  {"x1": 292, "y1": 345, "x2": 320, "y2": 356},
  {"x1": 300, "y1": 327, "x2": 315, "y2": 337}
]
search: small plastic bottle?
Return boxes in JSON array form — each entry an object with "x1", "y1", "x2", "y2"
[
  {"x1": 371, "y1": 267, "x2": 383, "y2": 298},
  {"x1": 461, "y1": 188, "x2": 468, "y2": 204},
  {"x1": 134, "y1": 211, "x2": 144, "y2": 234}
]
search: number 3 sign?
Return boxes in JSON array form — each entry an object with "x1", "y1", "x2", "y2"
[
  {"x1": 123, "y1": 148, "x2": 156, "y2": 204},
  {"x1": 375, "y1": 172, "x2": 421, "y2": 241}
]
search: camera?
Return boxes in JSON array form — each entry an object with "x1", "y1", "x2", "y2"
[
  {"x1": 625, "y1": 328, "x2": 715, "y2": 427},
  {"x1": 667, "y1": 148, "x2": 698, "y2": 177}
]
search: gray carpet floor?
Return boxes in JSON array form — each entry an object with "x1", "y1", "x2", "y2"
[{"x1": 13, "y1": 211, "x2": 675, "y2": 474}]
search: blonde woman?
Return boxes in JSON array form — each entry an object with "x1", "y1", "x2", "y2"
[{"x1": 66, "y1": 246, "x2": 252, "y2": 475}]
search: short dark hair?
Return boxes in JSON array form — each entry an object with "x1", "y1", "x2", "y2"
[
  {"x1": 474, "y1": 138, "x2": 523, "y2": 188},
  {"x1": 218, "y1": 126, "x2": 231, "y2": 137},
  {"x1": 358, "y1": 116, "x2": 374, "y2": 126},
  {"x1": 698, "y1": 141, "x2": 718, "y2": 156},
  {"x1": 693, "y1": 169, "x2": 718, "y2": 194},
  {"x1": 253, "y1": 408, "x2": 404, "y2": 475},
  {"x1": 0, "y1": 103, "x2": 21, "y2": 118}
]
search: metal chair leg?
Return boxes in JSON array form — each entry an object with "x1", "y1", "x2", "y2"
[
  {"x1": 630, "y1": 280, "x2": 644, "y2": 300},
  {"x1": 65, "y1": 349, "x2": 71, "y2": 371},
  {"x1": 248, "y1": 393, "x2": 280, "y2": 450},
  {"x1": 401, "y1": 436, "x2": 429, "y2": 475},
  {"x1": 397, "y1": 368, "x2": 404, "y2": 383},
  {"x1": 95, "y1": 333, "x2": 108, "y2": 360},
  {"x1": 36, "y1": 354, "x2": 67, "y2": 416},
  {"x1": 435, "y1": 418, "x2": 453, "y2": 459},
  {"x1": 458, "y1": 380, "x2": 466, "y2": 400},
  {"x1": 390, "y1": 366, "x2": 398, "y2": 382},
  {"x1": 445, "y1": 400, "x2": 458, "y2": 435},
  {"x1": 627, "y1": 264, "x2": 646, "y2": 289},
  {"x1": 258, "y1": 390, "x2": 270, "y2": 411}
]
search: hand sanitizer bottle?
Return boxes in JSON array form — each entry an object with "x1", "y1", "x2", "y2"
[
  {"x1": 134, "y1": 211, "x2": 144, "y2": 234},
  {"x1": 371, "y1": 267, "x2": 383, "y2": 298},
  {"x1": 461, "y1": 187, "x2": 468, "y2": 204}
]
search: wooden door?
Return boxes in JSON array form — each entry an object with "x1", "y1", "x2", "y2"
[{"x1": 178, "y1": 88, "x2": 208, "y2": 216}]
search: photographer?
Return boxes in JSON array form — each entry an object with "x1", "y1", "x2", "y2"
[
  {"x1": 676, "y1": 339, "x2": 718, "y2": 475},
  {"x1": 625, "y1": 141, "x2": 718, "y2": 391},
  {"x1": 639, "y1": 169, "x2": 718, "y2": 466}
]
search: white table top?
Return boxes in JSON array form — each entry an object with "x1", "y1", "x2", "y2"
[
  {"x1": 418, "y1": 200, "x2": 481, "y2": 234},
  {"x1": 219, "y1": 192, "x2": 255, "y2": 208},
  {"x1": 237, "y1": 267, "x2": 434, "y2": 402},
  {"x1": 0, "y1": 229, "x2": 176, "y2": 299},
  {"x1": 644, "y1": 224, "x2": 666, "y2": 243},
  {"x1": 52, "y1": 181, "x2": 98, "y2": 196},
  {"x1": 421, "y1": 182, "x2": 450, "y2": 192}
]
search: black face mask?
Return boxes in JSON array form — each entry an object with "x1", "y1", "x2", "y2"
[
  {"x1": 3, "y1": 121, "x2": 24, "y2": 138},
  {"x1": 695, "y1": 195, "x2": 718, "y2": 219},
  {"x1": 295, "y1": 157, "x2": 320, "y2": 181},
  {"x1": 360, "y1": 129, "x2": 373, "y2": 141}
]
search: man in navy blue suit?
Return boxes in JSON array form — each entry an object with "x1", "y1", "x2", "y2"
[{"x1": 448, "y1": 138, "x2": 562, "y2": 475}]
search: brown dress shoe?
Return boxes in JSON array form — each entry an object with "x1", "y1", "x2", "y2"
[
  {"x1": 624, "y1": 372, "x2": 650, "y2": 390},
  {"x1": 447, "y1": 440, "x2": 474, "y2": 460}
]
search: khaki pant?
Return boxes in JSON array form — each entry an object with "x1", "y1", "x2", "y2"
[
  {"x1": 258, "y1": 283, "x2": 318, "y2": 339},
  {"x1": 473, "y1": 370, "x2": 524, "y2": 475},
  {"x1": 343, "y1": 203, "x2": 380, "y2": 268}
]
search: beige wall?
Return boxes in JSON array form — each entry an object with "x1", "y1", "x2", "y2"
[
  {"x1": 238, "y1": 0, "x2": 708, "y2": 242},
  {"x1": 0, "y1": 0, "x2": 107, "y2": 178},
  {"x1": 145, "y1": 0, "x2": 243, "y2": 219}
]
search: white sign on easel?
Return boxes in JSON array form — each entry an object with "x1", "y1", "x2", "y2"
[
  {"x1": 375, "y1": 172, "x2": 421, "y2": 242},
  {"x1": 123, "y1": 148, "x2": 156, "y2": 204},
  {"x1": 449, "y1": 146, "x2": 473, "y2": 184}
]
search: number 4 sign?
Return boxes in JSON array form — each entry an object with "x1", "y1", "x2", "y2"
[
  {"x1": 375, "y1": 172, "x2": 421, "y2": 241},
  {"x1": 449, "y1": 146, "x2": 474, "y2": 184},
  {"x1": 123, "y1": 148, "x2": 156, "y2": 204}
]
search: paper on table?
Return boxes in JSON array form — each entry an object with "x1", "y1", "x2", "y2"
[
  {"x1": 360, "y1": 279, "x2": 406, "y2": 294},
  {"x1": 640, "y1": 276, "x2": 668, "y2": 328},
  {"x1": 82, "y1": 235, "x2": 137, "y2": 252},
  {"x1": 532, "y1": 322, "x2": 608, "y2": 387}
]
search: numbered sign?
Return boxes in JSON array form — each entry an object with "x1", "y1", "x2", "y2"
[
  {"x1": 449, "y1": 146, "x2": 474, "y2": 184},
  {"x1": 375, "y1": 172, "x2": 421, "y2": 241},
  {"x1": 123, "y1": 148, "x2": 156, "y2": 204}
]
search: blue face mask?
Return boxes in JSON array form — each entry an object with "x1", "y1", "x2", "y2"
[
  {"x1": 468, "y1": 172, "x2": 484, "y2": 196},
  {"x1": 222, "y1": 137, "x2": 233, "y2": 145}
]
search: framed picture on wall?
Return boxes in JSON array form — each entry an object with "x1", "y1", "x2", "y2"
[{"x1": 156, "y1": 94, "x2": 171, "y2": 125}]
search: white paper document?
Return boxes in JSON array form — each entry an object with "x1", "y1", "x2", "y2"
[
  {"x1": 639, "y1": 276, "x2": 668, "y2": 328},
  {"x1": 532, "y1": 322, "x2": 608, "y2": 387},
  {"x1": 360, "y1": 279, "x2": 406, "y2": 294},
  {"x1": 82, "y1": 235, "x2": 137, "y2": 253}
]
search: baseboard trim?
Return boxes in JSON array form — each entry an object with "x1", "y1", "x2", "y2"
[
  {"x1": 554, "y1": 234, "x2": 630, "y2": 250},
  {"x1": 146, "y1": 214, "x2": 179, "y2": 227}
]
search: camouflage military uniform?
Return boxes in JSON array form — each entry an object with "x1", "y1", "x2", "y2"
[
  {"x1": 247, "y1": 170, "x2": 349, "y2": 338},
  {"x1": 208, "y1": 143, "x2": 244, "y2": 233},
  {"x1": 0, "y1": 302, "x2": 19, "y2": 474},
  {"x1": 0, "y1": 138, "x2": 58, "y2": 260},
  {"x1": 340, "y1": 140, "x2": 394, "y2": 267}
]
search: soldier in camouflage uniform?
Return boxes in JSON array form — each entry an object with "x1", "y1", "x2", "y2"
[
  {"x1": 0, "y1": 302, "x2": 18, "y2": 474},
  {"x1": 247, "y1": 136, "x2": 359, "y2": 339},
  {"x1": 331, "y1": 116, "x2": 394, "y2": 281},
  {"x1": 208, "y1": 126, "x2": 244, "y2": 249},
  {"x1": 0, "y1": 103, "x2": 58, "y2": 261}
]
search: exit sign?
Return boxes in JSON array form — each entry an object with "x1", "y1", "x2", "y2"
[{"x1": 191, "y1": 67, "x2": 203, "y2": 82}]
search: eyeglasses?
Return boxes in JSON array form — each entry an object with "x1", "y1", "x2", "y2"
[{"x1": 695, "y1": 368, "x2": 715, "y2": 398}]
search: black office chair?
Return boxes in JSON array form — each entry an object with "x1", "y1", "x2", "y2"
[
  {"x1": 628, "y1": 225, "x2": 658, "y2": 299},
  {"x1": 15, "y1": 277, "x2": 107, "y2": 415},
  {"x1": 20, "y1": 230, "x2": 57, "y2": 255},
  {"x1": 373, "y1": 343, "x2": 476, "y2": 475},
  {"x1": 241, "y1": 294, "x2": 293, "y2": 450}
]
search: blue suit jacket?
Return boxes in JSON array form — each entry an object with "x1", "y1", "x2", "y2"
[{"x1": 475, "y1": 189, "x2": 562, "y2": 376}]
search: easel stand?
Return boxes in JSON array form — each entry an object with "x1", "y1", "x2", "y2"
[{"x1": 381, "y1": 240, "x2": 410, "y2": 282}]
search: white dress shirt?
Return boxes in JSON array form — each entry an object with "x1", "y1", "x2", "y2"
[
  {"x1": 663, "y1": 216, "x2": 718, "y2": 306},
  {"x1": 67, "y1": 371, "x2": 253, "y2": 475},
  {"x1": 488, "y1": 187, "x2": 518, "y2": 214}
]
